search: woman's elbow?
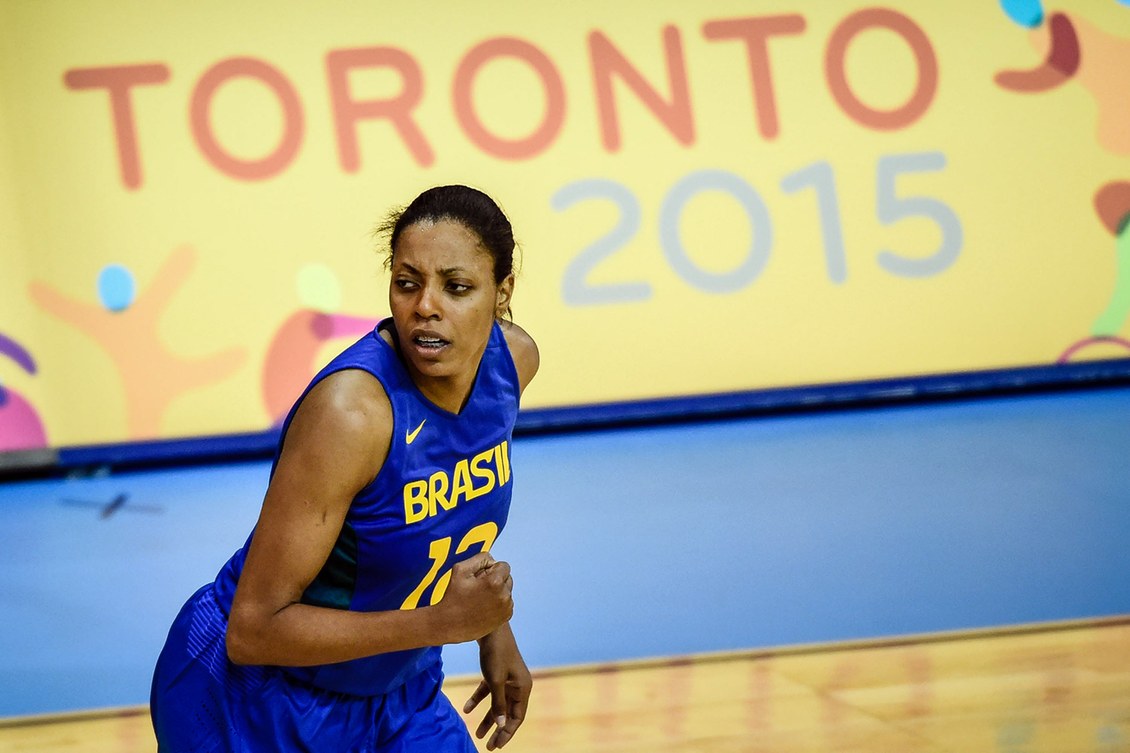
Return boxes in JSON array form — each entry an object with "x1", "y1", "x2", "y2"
[{"x1": 225, "y1": 609, "x2": 265, "y2": 666}]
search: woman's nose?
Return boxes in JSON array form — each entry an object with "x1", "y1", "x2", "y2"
[{"x1": 415, "y1": 285, "x2": 441, "y2": 319}]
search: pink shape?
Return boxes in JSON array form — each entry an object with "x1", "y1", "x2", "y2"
[{"x1": 0, "y1": 387, "x2": 48, "y2": 451}]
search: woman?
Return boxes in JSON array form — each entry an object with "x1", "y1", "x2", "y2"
[{"x1": 151, "y1": 185, "x2": 539, "y2": 752}]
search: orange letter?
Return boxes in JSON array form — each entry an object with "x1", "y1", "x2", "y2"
[
  {"x1": 589, "y1": 26, "x2": 694, "y2": 152},
  {"x1": 703, "y1": 15, "x2": 806, "y2": 140},
  {"x1": 453, "y1": 37, "x2": 566, "y2": 160},
  {"x1": 190, "y1": 57, "x2": 304, "y2": 181},
  {"x1": 824, "y1": 9, "x2": 937, "y2": 130},
  {"x1": 63, "y1": 64, "x2": 171, "y2": 190},
  {"x1": 326, "y1": 47, "x2": 434, "y2": 170}
]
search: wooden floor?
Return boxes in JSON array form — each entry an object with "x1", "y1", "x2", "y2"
[{"x1": 2, "y1": 618, "x2": 1127, "y2": 753}]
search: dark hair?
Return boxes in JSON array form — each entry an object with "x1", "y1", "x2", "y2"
[{"x1": 376, "y1": 185, "x2": 517, "y2": 285}]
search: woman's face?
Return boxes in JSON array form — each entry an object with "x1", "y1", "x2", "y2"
[{"x1": 389, "y1": 219, "x2": 512, "y2": 397}]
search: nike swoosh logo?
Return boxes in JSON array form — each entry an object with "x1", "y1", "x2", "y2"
[{"x1": 406, "y1": 419, "x2": 426, "y2": 445}]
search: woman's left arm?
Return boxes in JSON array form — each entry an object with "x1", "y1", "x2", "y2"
[
  {"x1": 467, "y1": 321, "x2": 539, "y2": 748},
  {"x1": 464, "y1": 623, "x2": 533, "y2": 750}
]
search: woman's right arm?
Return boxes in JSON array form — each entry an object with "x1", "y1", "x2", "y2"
[{"x1": 226, "y1": 369, "x2": 513, "y2": 667}]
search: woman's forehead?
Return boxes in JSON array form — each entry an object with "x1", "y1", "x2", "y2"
[{"x1": 393, "y1": 220, "x2": 492, "y2": 272}]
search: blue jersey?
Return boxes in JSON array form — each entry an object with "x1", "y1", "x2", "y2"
[{"x1": 211, "y1": 319, "x2": 521, "y2": 696}]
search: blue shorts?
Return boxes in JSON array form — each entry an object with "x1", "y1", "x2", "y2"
[{"x1": 151, "y1": 586, "x2": 475, "y2": 753}]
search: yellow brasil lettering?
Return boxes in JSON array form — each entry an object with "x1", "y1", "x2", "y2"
[{"x1": 403, "y1": 440, "x2": 510, "y2": 524}]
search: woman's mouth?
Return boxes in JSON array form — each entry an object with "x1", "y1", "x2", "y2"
[{"x1": 413, "y1": 335, "x2": 449, "y2": 352}]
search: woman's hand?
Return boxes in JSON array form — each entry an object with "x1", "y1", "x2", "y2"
[
  {"x1": 433, "y1": 553, "x2": 514, "y2": 644},
  {"x1": 463, "y1": 623, "x2": 532, "y2": 750}
]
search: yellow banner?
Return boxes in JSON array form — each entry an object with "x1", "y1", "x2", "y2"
[{"x1": 1, "y1": 0, "x2": 1128, "y2": 449}]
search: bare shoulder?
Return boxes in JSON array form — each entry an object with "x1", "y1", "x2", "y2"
[
  {"x1": 282, "y1": 369, "x2": 393, "y2": 488},
  {"x1": 311, "y1": 368, "x2": 392, "y2": 419},
  {"x1": 299, "y1": 368, "x2": 393, "y2": 442},
  {"x1": 500, "y1": 320, "x2": 540, "y2": 394}
]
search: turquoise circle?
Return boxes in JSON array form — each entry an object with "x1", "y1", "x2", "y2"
[
  {"x1": 97, "y1": 264, "x2": 136, "y2": 312},
  {"x1": 1000, "y1": 0, "x2": 1044, "y2": 27}
]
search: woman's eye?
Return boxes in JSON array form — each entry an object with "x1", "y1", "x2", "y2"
[
  {"x1": 448, "y1": 282, "x2": 471, "y2": 293},
  {"x1": 395, "y1": 279, "x2": 418, "y2": 290}
]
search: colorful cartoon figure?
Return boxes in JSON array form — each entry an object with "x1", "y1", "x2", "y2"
[
  {"x1": 995, "y1": 1, "x2": 1130, "y2": 361},
  {"x1": 262, "y1": 263, "x2": 378, "y2": 424},
  {"x1": 29, "y1": 245, "x2": 246, "y2": 439},
  {"x1": 0, "y1": 331, "x2": 48, "y2": 451}
]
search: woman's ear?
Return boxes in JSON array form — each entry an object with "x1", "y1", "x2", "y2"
[{"x1": 496, "y1": 274, "x2": 515, "y2": 318}]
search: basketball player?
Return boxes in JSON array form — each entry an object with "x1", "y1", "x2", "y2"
[{"x1": 151, "y1": 185, "x2": 539, "y2": 752}]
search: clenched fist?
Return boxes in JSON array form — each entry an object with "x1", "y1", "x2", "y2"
[{"x1": 433, "y1": 552, "x2": 514, "y2": 644}]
